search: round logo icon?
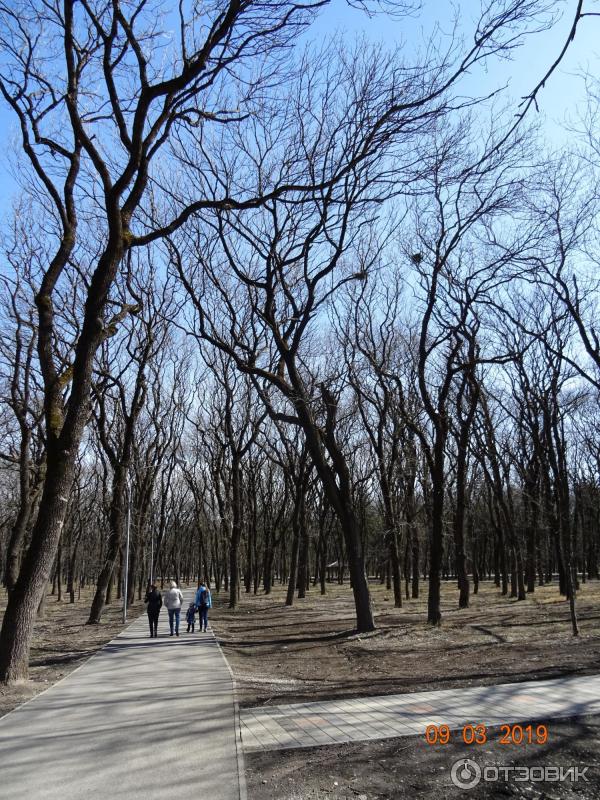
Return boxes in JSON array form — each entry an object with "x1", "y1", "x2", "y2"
[{"x1": 450, "y1": 758, "x2": 482, "y2": 790}]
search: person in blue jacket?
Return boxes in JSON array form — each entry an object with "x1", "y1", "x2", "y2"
[
  {"x1": 194, "y1": 580, "x2": 212, "y2": 633},
  {"x1": 185, "y1": 602, "x2": 197, "y2": 633}
]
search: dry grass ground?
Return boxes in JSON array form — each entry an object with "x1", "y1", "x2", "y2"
[
  {"x1": 209, "y1": 578, "x2": 600, "y2": 800},
  {"x1": 245, "y1": 717, "x2": 600, "y2": 800},
  {"x1": 210, "y1": 578, "x2": 600, "y2": 708},
  {"x1": 0, "y1": 586, "x2": 143, "y2": 718}
]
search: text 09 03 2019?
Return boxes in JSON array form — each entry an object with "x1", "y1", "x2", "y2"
[{"x1": 425, "y1": 723, "x2": 548, "y2": 746}]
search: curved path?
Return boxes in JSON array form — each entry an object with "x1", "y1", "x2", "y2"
[{"x1": 0, "y1": 590, "x2": 246, "y2": 800}]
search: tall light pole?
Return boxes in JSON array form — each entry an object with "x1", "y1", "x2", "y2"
[{"x1": 122, "y1": 473, "x2": 132, "y2": 624}]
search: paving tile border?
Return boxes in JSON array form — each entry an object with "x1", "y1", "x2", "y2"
[{"x1": 241, "y1": 674, "x2": 600, "y2": 753}]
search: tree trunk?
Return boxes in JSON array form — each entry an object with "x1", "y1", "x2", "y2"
[
  {"x1": 228, "y1": 459, "x2": 242, "y2": 609},
  {"x1": 67, "y1": 526, "x2": 82, "y2": 603},
  {"x1": 56, "y1": 538, "x2": 62, "y2": 602},
  {"x1": 297, "y1": 491, "x2": 309, "y2": 600},
  {"x1": 294, "y1": 402, "x2": 374, "y2": 632},
  {"x1": 386, "y1": 519, "x2": 402, "y2": 608},
  {"x1": 380, "y1": 470, "x2": 401, "y2": 607},
  {"x1": 411, "y1": 524, "x2": 419, "y2": 599},
  {"x1": 0, "y1": 456, "x2": 74, "y2": 682},
  {"x1": 286, "y1": 519, "x2": 300, "y2": 606},
  {"x1": 427, "y1": 451, "x2": 444, "y2": 626},
  {"x1": 453, "y1": 491, "x2": 470, "y2": 610},
  {"x1": 87, "y1": 467, "x2": 127, "y2": 624},
  {"x1": 4, "y1": 503, "x2": 31, "y2": 593},
  {"x1": 525, "y1": 490, "x2": 537, "y2": 593},
  {"x1": 263, "y1": 545, "x2": 274, "y2": 595},
  {"x1": 4, "y1": 429, "x2": 33, "y2": 593},
  {"x1": 470, "y1": 517, "x2": 479, "y2": 595}
]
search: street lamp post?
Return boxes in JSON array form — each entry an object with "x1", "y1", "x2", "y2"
[{"x1": 123, "y1": 474, "x2": 132, "y2": 624}]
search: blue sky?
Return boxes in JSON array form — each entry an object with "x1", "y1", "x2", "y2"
[
  {"x1": 0, "y1": 0, "x2": 598, "y2": 215},
  {"x1": 315, "y1": 1, "x2": 600, "y2": 139}
]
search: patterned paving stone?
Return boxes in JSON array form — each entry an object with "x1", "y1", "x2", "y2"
[{"x1": 241, "y1": 673, "x2": 600, "y2": 751}]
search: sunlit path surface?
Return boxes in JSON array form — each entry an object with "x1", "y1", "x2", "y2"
[
  {"x1": 0, "y1": 591, "x2": 245, "y2": 800},
  {"x1": 242, "y1": 674, "x2": 600, "y2": 751}
]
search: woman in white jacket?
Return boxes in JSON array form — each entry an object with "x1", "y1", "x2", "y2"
[{"x1": 163, "y1": 581, "x2": 184, "y2": 636}]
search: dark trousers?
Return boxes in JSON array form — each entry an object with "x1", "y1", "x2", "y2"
[
  {"x1": 148, "y1": 610, "x2": 159, "y2": 636},
  {"x1": 199, "y1": 605, "x2": 208, "y2": 631},
  {"x1": 187, "y1": 620, "x2": 195, "y2": 632}
]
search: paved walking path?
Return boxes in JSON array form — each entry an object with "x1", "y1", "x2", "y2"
[
  {"x1": 0, "y1": 590, "x2": 246, "y2": 800},
  {"x1": 3, "y1": 601, "x2": 599, "y2": 794},
  {"x1": 241, "y1": 674, "x2": 600, "y2": 751}
]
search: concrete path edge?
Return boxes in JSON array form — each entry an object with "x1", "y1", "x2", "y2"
[
  {"x1": 1, "y1": 600, "x2": 248, "y2": 800},
  {"x1": 213, "y1": 628, "x2": 248, "y2": 800}
]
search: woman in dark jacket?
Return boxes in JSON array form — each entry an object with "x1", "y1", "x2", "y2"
[{"x1": 144, "y1": 582, "x2": 162, "y2": 638}]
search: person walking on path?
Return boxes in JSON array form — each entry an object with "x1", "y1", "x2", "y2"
[
  {"x1": 185, "y1": 602, "x2": 196, "y2": 633},
  {"x1": 144, "y1": 582, "x2": 162, "y2": 638},
  {"x1": 194, "y1": 581, "x2": 212, "y2": 633},
  {"x1": 164, "y1": 580, "x2": 184, "y2": 636}
]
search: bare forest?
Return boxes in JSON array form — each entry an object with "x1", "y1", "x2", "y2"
[{"x1": 1, "y1": 0, "x2": 600, "y2": 690}]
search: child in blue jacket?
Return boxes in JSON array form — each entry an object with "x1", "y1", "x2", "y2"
[{"x1": 185, "y1": 602, "x2": 196, "y2": 633}]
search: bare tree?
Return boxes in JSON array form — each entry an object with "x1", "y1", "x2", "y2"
[
  {"x1": 0, "y1": 0, "x2": 584, "y2": 676},
  {"x1": 0, "y1": 0, "x2": 339, "y2": 681},
  {"x1": 87, "y1": 259, "x2": 173, "y2": 623},
  {"x1": 0, "y1": 225, "x2": 45, "y2": 592}
]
